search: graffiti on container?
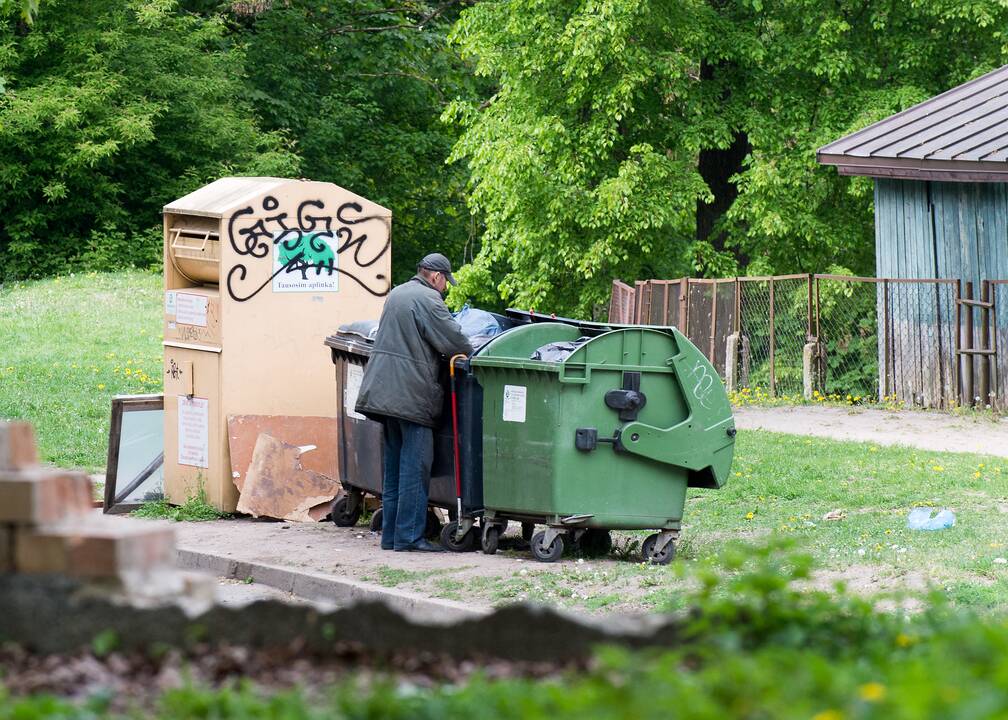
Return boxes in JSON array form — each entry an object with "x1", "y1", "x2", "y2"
[
  {"x1": 166, "y1": 358, "x2": 183, "y2": 381},
  {"x1": 226, "y1": 195, "x2": 391, "y2": 302},
  {"x1": 690, "y1": 360, "x2": 714, "y2": 409}
]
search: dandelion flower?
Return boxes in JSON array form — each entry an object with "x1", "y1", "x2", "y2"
[{"x1": 858, "y1": 682, "x2": 886, "y2": 702}]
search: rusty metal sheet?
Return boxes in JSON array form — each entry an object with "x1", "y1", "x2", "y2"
[
  {"x1": 235, "y1": 433, "x2": 340, "y2": 522},
  {"x1": 227, "y1": 415, "x2": 338, "y2": 493}
]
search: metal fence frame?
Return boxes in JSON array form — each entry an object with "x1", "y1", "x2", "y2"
[{"x1": 609, "y1": 273, "x2": 1005, "y2": 410}]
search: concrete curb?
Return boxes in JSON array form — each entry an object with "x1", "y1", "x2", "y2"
[{"x1": 176, "y1": 547, "x2": 487, "y2": 624}]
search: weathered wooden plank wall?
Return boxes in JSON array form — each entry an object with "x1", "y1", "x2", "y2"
[{"x1": 871, "y1": 179, "x2": 1005, "y2": 407}]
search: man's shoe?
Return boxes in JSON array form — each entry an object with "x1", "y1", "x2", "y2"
[
  {"x1": 381, "y1": 544, "x2": 393, "y2": 550},
  {"x1": 394, "y1": 539, "x2": 446, "y2": 553}
]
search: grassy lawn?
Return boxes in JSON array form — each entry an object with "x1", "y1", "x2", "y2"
[
  {"x1": 2, "y1": 271, "x2": 1007, "y2": 612},
  {"x1": 0, "y1": 271, "x2": 163, "y2": 471},
  {"x1": 688, "y1": 432, "x2": 1008, "y2": 610}
]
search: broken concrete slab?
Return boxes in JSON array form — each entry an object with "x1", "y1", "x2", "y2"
[
  {"x1": 0, "y1": 523, "x2": 12, "y2": 572},
  {"x1": 236, "y1": 433, "x2": 340, "y2": 522},
  {"x1": 228, "y1": 415, "x2": 338, "y2": 492},
  {"x1": 0, "y1": 574, "x2": 683, "y2": 662}
]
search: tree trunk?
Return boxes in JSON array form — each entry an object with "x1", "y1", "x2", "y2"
[{"x1": 696, "y1": 61, "x2": 750, "y2": 264}]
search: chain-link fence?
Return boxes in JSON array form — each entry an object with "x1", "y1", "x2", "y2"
[
  {"x1": 609, "y1": 274, "x2": 973, "y2": 409},
  {"x1": 883, "y1": 279, "x2": 958, "y2": 408},
  {"x1": 814, "y1": 276, "x2": 880, "y2": 402},
  {"x1": 736, "y1": 276, "x2": 809, "y2": 398}
]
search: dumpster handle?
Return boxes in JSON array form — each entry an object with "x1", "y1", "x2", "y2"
[{"x1": 449, "y1": 354, "x2": 468, "y2": 523}]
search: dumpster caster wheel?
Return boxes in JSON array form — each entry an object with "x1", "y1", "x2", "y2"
[
  {"x1": 579, "y1": 529, "x2": 613, "y2": 557},
  {"x1": 521, "y1": 522, "x2": 535, "y2": 543},
  {"x1": 330, "y1": 494, "x2": 362, "y2": 527},
  {"x1": 424, "y1": 509, "x2": 442, "y2": 541},
  {"x1": 441, "y1": 521, "x2": 476, "y2": 552},
  {"x1": 641, "y1": 533, "x2": 676, "y2": 565},
  {"x1": 481, "y1": 525, "x2": 500, "y2": 555},
  {"x1": 530, "y1": 531, "x2": 565, "y2": 563},
  {"x1": 369, "y1": 508, "x2": 383, "y2": 533}
]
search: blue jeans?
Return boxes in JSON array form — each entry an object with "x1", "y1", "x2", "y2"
[{"x1": 381, "y1": 417, "x2": 434, "y2": 550}]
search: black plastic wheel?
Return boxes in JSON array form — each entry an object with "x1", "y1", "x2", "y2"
[
  {"x1": 330, "y1": 494, "x2": 362, "y2": 527},
  {"x1": 369, "y1": 507, "x2": 383, "y2": 532},
  {"x1": 530, "y1": 530, "x2": 565, "y2": 563},
  {"x1": 440, "y1": 521, "x2": 476, "y2": 552},
  {"x1": 579, "y1": 529, "x2": 613, "y2": 558},
  {"x1": 641, "y1": 533, "x2": 676, "y2": 565},
  {"x1": 481, "y1": 525, "x2": 500, "y2": 555},
  {"x1": 521, "y1": 522, "x2": 535, "y2": 542},
  {"x1": 424, "y1": 509, "x2": 442, "y2": 540}
]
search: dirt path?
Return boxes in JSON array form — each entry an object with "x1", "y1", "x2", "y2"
[{"x1": 734, "y1": 405, "x2": 1008, "y2": 457}]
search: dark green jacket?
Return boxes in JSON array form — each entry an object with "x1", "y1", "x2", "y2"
[{"x1": 355, "y1": 275, "x2": 473, "y2": 427}]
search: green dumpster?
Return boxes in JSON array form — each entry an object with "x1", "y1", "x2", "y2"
[{"x1": 469, "y1": 322, "x2": 735, "y2": 563}]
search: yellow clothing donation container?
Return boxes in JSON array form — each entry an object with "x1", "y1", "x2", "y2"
[{"x1": 162, "y1": 177, "x2": 391, "y2": 511}]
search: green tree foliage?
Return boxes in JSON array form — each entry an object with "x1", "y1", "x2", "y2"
[
  {"x1": 0, "y1": 0, "x2": 298, "y2": 280},
  {"x1": 240, "y1": 0, "x2": 481, "y2": 285},
  {"x1": 445, "y1": 0, "x2": 1008, "y2": 315}
]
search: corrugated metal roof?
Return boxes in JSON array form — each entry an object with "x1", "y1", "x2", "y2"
[
  {"x1": 817, "y1": 65, "x2": 1008, "y2": 182},
  {"x1": 163, "y1": 177, "x2": 288, "y2": 217}
]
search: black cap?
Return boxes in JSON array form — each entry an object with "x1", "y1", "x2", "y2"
[{"x1": 418, "y1": 252, "x2": 457, "y2": 286}]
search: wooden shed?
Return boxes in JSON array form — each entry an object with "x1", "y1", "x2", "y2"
[{"x1": 817, "y1": 65, "x2": 1008, "y2": 408}]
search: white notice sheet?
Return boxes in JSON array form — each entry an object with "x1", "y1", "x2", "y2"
[
  {"x1": 178, "y1": 396, "x2": 209, "y2": 468},
  {"x1": 175, "y1": 293, "x2": 208, "y2": 327},
  {"x1": 503, "y1": 385, "x2": 527, "y2": 423},
  {"x1": 344, "y1": 364, "x2": 367, "y2": 421}
]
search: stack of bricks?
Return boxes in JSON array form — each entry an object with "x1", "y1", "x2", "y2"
[{"x1": 0, "y1": 420, "x2": 211, "y2": 603}]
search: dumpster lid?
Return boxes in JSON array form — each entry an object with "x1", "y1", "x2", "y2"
[
  {"x1": 324, "y1": 333, "x2": 375, "y2": 355},
  {"x1": 504, "y1": 308, "x2": 671, "y2": 337},
  {"x1": 163, "y1": 177, "x2": 394, "y2": 220},
  {"x1": 163, "y1": 177, "x2": 289, "y2": 218}
]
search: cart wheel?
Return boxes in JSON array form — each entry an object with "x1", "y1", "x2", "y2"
[
  {"x1": 369, "y1": 508, "x2": 383, "y2": 533},
  {"x1": 330, "y1": 495, "x2": 362, "y2": 527},
  {"x1": 481, "y1": 524, "x2": 500, "y2": 555},
  {"x1": 521, "y1": 522, "x2": 535, "y2": 542},
  {"x1": 530, "y1": 531, "x2": 565, "y2": 563},
  {"x1": 579, "y1": 529, "x2": 613, "y2": 558},
  {"x1": 441, "y1": 521, "x2": 476, "y2": 552},
  {"x1": 641, "y1": 533, "x2": 676, "y2": 565},
  {"x1": 424, "y1": 509, "x2": 442, "y2": 540}
]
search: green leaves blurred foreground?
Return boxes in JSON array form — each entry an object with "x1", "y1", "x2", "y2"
[{"x1": 5, "y1": 537, "x2": 1008, "y2": 719}]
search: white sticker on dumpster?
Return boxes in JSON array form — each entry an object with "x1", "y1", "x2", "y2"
[
  {"x1": 344, "y1": 363, "x2": 367, "y2": 421},
  {"x1": 503, "y1": 385, "x2": 527, "y2": 423}
]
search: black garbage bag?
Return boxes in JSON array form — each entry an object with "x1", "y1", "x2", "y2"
[{"x1": 530, "y1": 338, "x2": 589, "y2": 362}]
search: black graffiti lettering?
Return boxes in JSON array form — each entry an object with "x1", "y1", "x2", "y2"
[
  {"x1": 308, "y1": 231, "x2": 333, "y2": 255},
  {"x1": 166, "y1": 358, "x2": 182, "y2": 380},
  {"x1": 297, "y1": 199, "x2": 333, "y2": 233},
  {"x1": 225, "y1": 196, "x2": 392, "y2": 302}
]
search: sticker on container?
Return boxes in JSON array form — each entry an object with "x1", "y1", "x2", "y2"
[
  {"x1": 272, "y1": 231, "x2": 339, "y2": 293},
  {"x1": 178, "y1": 396, "x2": 209, "y2": 468},
  {"x1": 344, "y1": 364, "x2": 367, "y2": 421},
  {"x1": 165, "y1": 291, "x2": 177, "y2": 316},
  {"x1": 175, "y1": 292, "x2": 208, "y2": 327},
  {"x1": 503, "y1": 385, "x2": 527, "y2": 423}
]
